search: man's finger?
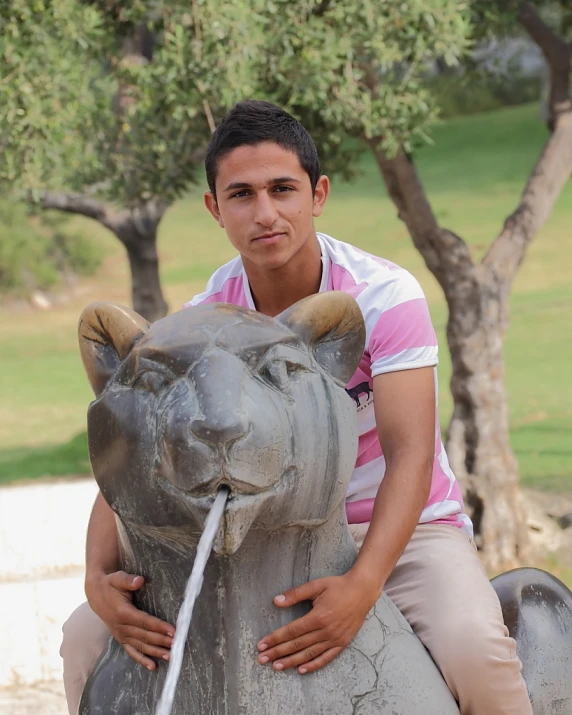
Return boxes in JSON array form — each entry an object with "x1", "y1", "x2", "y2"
[
  {"x1": 123, "y1": 637, "x2": 171, "y2": 661},
  {"x1": 108, "y1": 571, "x2": 144, "y2": 592},
  {"x1": 115, "y1": 602, "x2": 175, "y2": 636},
  {"x1": 258, "y1": 631, "x2": 325, "y2": 664},
  {"x1": 123, "y1": 643, "x2": 157, "y2": 671},
  {"x1": 297, "y1": 646, "x2": 344, "y2": 674},
  {"x1": 273, "y1": 579, "x2": 326, "y2": 608},
  {"x1": 121, "y1": 625, "x2": 174, "y2": 650},
  {"x1": 271, "y1": 641, "x2": 330, "y2": 671},
  {"x1": 136, "y1": 612, "x2": 175, "y2": 637},
  {"x1": 258, "y1": 629, "x2": 325, "y2": 664},
  {"x1": 258, "y1": 611, "x2": 320, "y2": 651}
]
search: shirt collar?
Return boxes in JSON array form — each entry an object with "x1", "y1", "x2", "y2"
[{"x1": 242, "y1": 232, "x2": 329, "y2": 311}]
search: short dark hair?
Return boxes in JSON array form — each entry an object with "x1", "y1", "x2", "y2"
[{"x1": 205, "y1": 100, "x2": 321, "y2": 198}]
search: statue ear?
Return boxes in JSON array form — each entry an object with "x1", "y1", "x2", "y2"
[
  {"x1": 78, "y1": 302, "x2": 150, "y2": 396},
  {"x1": 276, "y1": 291, "x2": 365, "y2": 386}
]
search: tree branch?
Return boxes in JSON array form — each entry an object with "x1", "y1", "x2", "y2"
[
  {"x1": 41, "y1": 191, "x2": 122, "y2": 232},
  {"x1": 483, "y1": 3, "x2": 572, "y2": 285},
  {"x1": 40, "y1": 191, "x2": 170, "y2": 246},
  {"x1": 519, "y1": 1, "x2": 572, "y2": 128},
  {"x1": 368, "y1": 142, "x2": 478, "y2": 305},
  {"x1": 359, "y1": 57, "x2": 478, "y2": 309},
  {"x1": 119, "y1": 198, "x2": 170, "y2": 244},
  {"x1": 482, "y1": 111, "x2": 572, "y2": 282}
]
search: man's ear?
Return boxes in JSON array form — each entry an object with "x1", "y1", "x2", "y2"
[
  {"x1": 204, "y1": 191, "x2": 225, "y2": 227},
  {"x1": 276, "y1": 291, "x2": 365, "y2": 386},
  {"x1": 78, "y1": 302, "x2": 150, "y2": 396},
  {"x1": 312, "y1": 175, "x2": 330, "y2": 218}
]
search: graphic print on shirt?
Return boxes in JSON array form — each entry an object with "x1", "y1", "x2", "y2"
[{"x1": 346, "y1": 381, "x2": 373, "y2": 411}]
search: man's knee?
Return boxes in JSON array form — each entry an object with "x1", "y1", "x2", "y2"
[
  {"x1": 433, "y1": 613, "x2": 527, "y2": 711},
  {"x1": 437, "y1": 613, "x2": 515, "y2": 667},
  {"x1": 60, "y1": 601, "x2": 110, "y2": 672},
  {"x1": 61, "y1": 602, "x2": 111, "y2": 715}
]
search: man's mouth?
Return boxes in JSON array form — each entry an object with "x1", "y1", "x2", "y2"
[{"x1": 252, "y1": 232, "x2": 286, "y2": 245}]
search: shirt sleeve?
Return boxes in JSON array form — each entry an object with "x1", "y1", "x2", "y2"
[
  {"x1": 182, "y1": 296, "x2": 200, "y2": 309},
  {"x1": 367, "y1": 274, "x2": 439, "y2": 377}
]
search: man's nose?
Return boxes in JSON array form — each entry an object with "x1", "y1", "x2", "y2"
[{"x1": 253, "y1": 192, "x2": 279, "y2": 227}]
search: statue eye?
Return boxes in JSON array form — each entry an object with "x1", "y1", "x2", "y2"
[
  {"x1": 259, "y1": 358, "x2": 310, "y2": 392},
  {"x1": 131, "y1": 370, "x2": 171, "y2": 394}
]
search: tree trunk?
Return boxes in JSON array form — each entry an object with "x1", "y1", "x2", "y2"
[
  {"x1": 445, "y1": 277, "x2": 526, "y2": 571},
  {"x1": 360, "y1": 2, "x2": 572, "y2": 570},
  {"x1": 368, "y1": 145, "x2": 527, "y2": 569},
  {"x1": 41, "y1": 192, "x2": 170, "y2": 322},
  {"x1": 122, "y1": 227, "x2": 168, "y2": 322}
]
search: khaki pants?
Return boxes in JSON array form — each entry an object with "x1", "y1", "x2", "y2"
[{"x1": 60, "y1": 523, "x2": 532, "y2": 715}]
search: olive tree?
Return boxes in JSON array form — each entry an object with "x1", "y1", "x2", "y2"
[
  {"x1": 1, "y1": 0, "x2": 261, "y2": 320},
  {"x1": 261, "y1": 0, "x2": 572, "y2": 569}
]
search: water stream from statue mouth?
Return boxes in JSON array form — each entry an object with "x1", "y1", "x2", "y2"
[{"x1": 155, "y1": 485, "x2": 230, "y2": 715}]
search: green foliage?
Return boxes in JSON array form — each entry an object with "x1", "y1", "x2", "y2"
[
  {"x1": 0, "y1": 0, "x2": 112, "y2": 189},
  {"x1": 0, "y1": 201, "x2": 102, "y2": 294},
  {"x1": 94, "y1": 0, "x2": 265, "y2": 204},
  {"x1": 258, "y1": 0, "x2": 472, "y2": 157},
  {"x1": 468, "y1": 0, "x2": 564, "y2": 42},
  {"x1": 426, "y1": 70, "x2": 542, "y2": 119},
  {"x1": 0, "y1": 0, "x2": 474, "y2": 201},
  {"x1": 0, "y1": 0, "x2": 568, "y2": 203},
  {"x1": 1, "y1": 0, "x2": 267, "y2": 205}
]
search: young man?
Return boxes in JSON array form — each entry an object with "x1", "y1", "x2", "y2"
[{"x1": 60, "y1": 100, "x2": 532, "y2": 715}]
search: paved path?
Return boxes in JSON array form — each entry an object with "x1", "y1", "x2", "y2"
[{"x1": 0, "y1": 680, "x2": 67, "y2": 715}]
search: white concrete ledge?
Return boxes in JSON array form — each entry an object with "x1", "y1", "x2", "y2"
[
  {"x1": 0, "y1": 479, "x2": 98, "y2": 686},
  {"x1": 0, "y1": 479, "x2": 98, "y2": 582},
  {"x1": 0, "y1": 574, "x2": 85, "y2": 685}
]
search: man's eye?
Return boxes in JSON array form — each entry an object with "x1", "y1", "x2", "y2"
[
  {"x1": 131, "y1": 370, "x2": 171, "y2": 393},
  {"x1": 230, "y1": 190, "x2": 250, "y2": 199},
  {"x1": 274, "y1": 185, "x2": 294, "y2": 193}
]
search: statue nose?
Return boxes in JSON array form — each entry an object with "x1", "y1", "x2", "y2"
[
  {"x1": 189, "y1": 352, "x2": 250, "y2": 448},
  {"x1": 190, "y1": 414, "x2": 250, "y2": 448}
]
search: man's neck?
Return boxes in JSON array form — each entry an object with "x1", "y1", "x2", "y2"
[{"x1": 244, "y1": 233, "x2": 323, "y2": 317}]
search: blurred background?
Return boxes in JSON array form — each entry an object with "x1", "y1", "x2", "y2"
[{"x1": 1, "y1": 1, "x2": 571, "y2": 712}]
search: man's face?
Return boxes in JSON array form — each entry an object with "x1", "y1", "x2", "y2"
[{"x1": 204, "y1": 142, "x2": 329, "y2": 271}]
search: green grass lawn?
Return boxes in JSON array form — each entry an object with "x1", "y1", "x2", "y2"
[{"x1": 1, "y1": 103, "x2": 571, "y2": 490}]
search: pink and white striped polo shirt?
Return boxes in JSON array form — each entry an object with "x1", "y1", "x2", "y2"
[{"x1": 184, "y1": 232, "x2": 473, "y2": 537}]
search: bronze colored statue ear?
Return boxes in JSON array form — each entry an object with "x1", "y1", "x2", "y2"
[
  {"x1": 78, "y1": 302, "x2": 150, "y2": 396},
  {"x1": 276, "y1": 291, "x2": 366, "y2": 386}
]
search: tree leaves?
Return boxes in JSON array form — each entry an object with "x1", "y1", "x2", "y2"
[
  {"x1": 258, "y1": 0, "x2": 471, "y2": 159},
  {"x1": 1, "y1": 0, "x2": 110, "y2": 190},
  {"x1": 2, "y1": 0, "x2": 563, "y2": 205}
]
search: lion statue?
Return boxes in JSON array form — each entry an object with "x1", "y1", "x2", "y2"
[{"x1": 77, "y1": 292, "x2": 459, "y2": 715}]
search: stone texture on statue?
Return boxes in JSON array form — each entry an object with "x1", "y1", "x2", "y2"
[
  {"x1": 77, "y1": 292, "x2": 459, "y2": 715},
  {"x1": 492, "y1": 568, "x2": 572, "y2": 713}
]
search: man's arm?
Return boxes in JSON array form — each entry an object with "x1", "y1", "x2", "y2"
[
  {"x1": 349, "y1": 367, "x2": 434, "y2": 595},
  {"x1": 85, "y1": 492, "x2": 175, "y2": 670},
  {"x1": 256, "y1": 366, "x2": 435, "y2": 673}
]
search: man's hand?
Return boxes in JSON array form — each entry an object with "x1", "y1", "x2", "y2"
[
  {"x1": 86, "y1": 570, "x2": 175, "y2": 671},
  {"x1": 257, "y1": 572, "x2": 380, "y2": 674}
]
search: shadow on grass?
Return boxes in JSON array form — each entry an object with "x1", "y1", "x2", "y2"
[{"x1": 0, "y1": 431, "x2": 91, "y2": 485}]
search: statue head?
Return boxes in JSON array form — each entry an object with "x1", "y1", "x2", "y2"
[{"x1": 78, "y1": 292, "x2": 365, "y2": 554}]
